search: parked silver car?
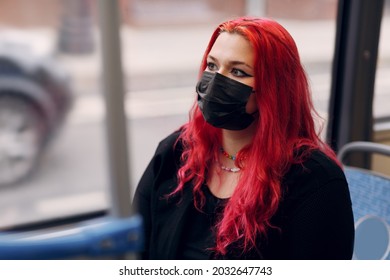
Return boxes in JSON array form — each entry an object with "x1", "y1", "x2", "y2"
[{"x1": 0, "y1": 42, "x2": 73, "y2": 187}]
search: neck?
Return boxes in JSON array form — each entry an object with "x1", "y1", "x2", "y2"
[{"x1": 221, "y1": 121, "x2": 257, "y2": 155}]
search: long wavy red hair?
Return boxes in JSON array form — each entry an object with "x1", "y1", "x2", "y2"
[{"x1": 173, "y1": 17, "x2": 338, "y2": 256}]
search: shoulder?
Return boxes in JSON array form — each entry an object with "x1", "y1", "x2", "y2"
[
  {"x1": 275, "y1": 151, "x2": 354, "y2": 260},
  {"x1": 301, "y1": 150, "x2": 345, "y2": 181},
  {"x1": 147, "y1": 129, "x2": 183, "y2": 171},
  {"x1": 286, "y1": 149, "x2": 345, "y2": 183},
  {"x1": 283, "y1": 149, "x2": 348, "y2": 199},
  {"x1": 147, "y1": 129, "x2": 183, "y2": 180},
  {"x1": 135, "y1": 129, "x2": 182, "y2": 190},
  {"x1": 155, "y1": 129, "x2": 182, "y2": 156}
]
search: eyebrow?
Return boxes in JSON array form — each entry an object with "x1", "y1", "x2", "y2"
[{"x1": 208, "y1": 55, "x2": 253, "y2": 70}]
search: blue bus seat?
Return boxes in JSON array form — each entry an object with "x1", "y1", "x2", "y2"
[
  {"x1": 0, "y1": 215, "x2": 143, "y2": 260},
  {"x1": 338, "y1": 142, "x2": 390, "y2": 260}
]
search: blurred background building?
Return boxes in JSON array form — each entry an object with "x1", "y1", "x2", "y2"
[{"x1": 0, "y1": 0, "x2": 338, "y2": 28}]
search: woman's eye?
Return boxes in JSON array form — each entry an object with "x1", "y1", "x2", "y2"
[
  {"x1": 231, "y1": 68, "x2": 251, "y2": 77},
  {"x1": 206, "y1": 62, "x2": 218, "y2": 71}
]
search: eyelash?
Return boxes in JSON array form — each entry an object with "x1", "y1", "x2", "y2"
[
  {"x1": 206, "y1": 62, "x2": 218, "y2": 72},
  {"x1": 206, "y1": 62, "x2": 251, "y2": 78}
]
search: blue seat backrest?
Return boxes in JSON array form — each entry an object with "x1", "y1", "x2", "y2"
[{"x1": 344, "y1": 167, "x2": 390, "y2": 260}]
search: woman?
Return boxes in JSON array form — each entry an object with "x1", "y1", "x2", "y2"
[{"x1": 134, "y1": 17, "x2": 354, "y2": 259}]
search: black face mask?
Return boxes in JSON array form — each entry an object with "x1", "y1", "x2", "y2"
[{"x1": 196, "y1": 71, "x2": 255, "y2": 130}]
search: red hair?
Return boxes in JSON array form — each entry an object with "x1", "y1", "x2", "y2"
[{"x1": 173, "y1": 17, "x2": 339, "y2": 256}]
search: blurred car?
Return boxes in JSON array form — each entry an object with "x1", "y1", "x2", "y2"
[{"x1": 0, "y1": 41, "x2": 73, "y2": 187}]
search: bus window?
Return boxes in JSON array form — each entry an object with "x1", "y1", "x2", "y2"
[
  {"x1": 372, "y1": 0, "x2": 390, "y2": 176},
  {"x1": 0, "y1": 0, "x2": 338, "y2": 231},
  {"x1": 0, "y1": 0, "x2": 109, "y2": 229}
]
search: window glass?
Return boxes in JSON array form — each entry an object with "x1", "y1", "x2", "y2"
[
  {"x1": 0, "y1": 0, "x2": 108, "y2": 229},
  {"x1": 373, "y1": 0, "x2": 390, "y2": 121},
  {"x1": 372, "y1": 0, "x2": 390, "y2": 175},
  {"x1": 0, "y1": 0, "x2": 338, "y2": 229}
]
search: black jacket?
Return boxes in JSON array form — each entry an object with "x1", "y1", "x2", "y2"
[{"x1": 134, "y1": 131, "x2": 355, "y2": 259}]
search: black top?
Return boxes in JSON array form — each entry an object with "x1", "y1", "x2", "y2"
[
  {"x1": 178, "y1": 185, "x2": 227, "y2": 259},
  {"x1": 134, "y1": 130, "x2": 355, "y2": 259}
]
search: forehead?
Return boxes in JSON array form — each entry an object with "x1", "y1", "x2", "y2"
[{"x1": 209, "y1": 32, "x2": 254, "y2": 64}]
